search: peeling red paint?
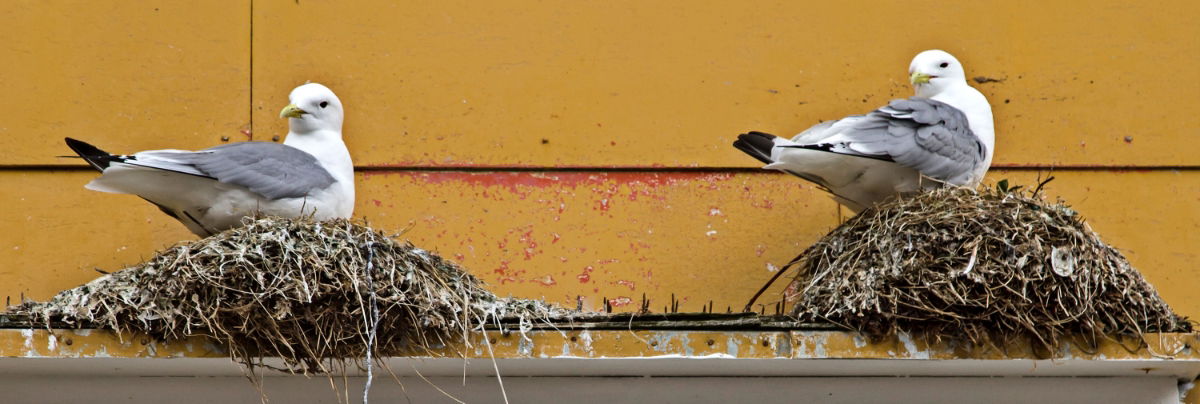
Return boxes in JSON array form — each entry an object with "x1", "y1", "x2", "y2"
[
  {"x1": 516, "y1": 228, "x2": 540, "y2": 260},
  {"x1": 493, "y1": 260, "x2": 519, "y2": 284},
  {"x1": 343, "y1": 170, "x2": 823, "y2": 303},
  {"x1": 399, "y1": 172, "x2": 605, "y2": 193},
  {"x1": 577, "y1": 265, "x2": 594, "y2": 283},
  {"x1": 608, "y1": 296, "x2": 632, "y2": 307},
  {"x1": 360, "y1": 171, "x2": 736, "y2": 191}
]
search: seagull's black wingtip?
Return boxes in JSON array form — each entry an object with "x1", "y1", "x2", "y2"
[
  {"x1": 63, "y1": 137, "x2": 115, "y2": 172},
  {"x1": 732, "y1": 131, "x2": 779, "y2": 165}
]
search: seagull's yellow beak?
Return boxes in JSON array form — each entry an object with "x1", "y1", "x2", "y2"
[
  {"x1": 910, "y1": 71, "x2": 933, "y2": 85},
  {"x1": 279, "y1": 104, "x2": 308, "y2": 119}
]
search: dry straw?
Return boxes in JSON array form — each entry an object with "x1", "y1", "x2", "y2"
[
  {"x1": 23, "y1": 217, "x2": 565, "y2": 373},
  {"x1": 782, "y1": 180, "x2": 1192, "y2": 352}
]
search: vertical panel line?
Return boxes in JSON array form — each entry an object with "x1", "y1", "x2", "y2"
[{"x1": 248, "y1": 0, "x2": 254, "y2": 140}]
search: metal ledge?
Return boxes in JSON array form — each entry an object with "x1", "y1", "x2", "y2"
[{"x1": 2, "y1": 328, "x2": 1198, "y2": 381}]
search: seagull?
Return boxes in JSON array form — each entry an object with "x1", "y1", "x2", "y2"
[
  {"x1": 732, "y1": 50, "x2": 994, "y2": 212},
  {"x1": 64, "y1": 83, "x2": 355, "y2": 237}
]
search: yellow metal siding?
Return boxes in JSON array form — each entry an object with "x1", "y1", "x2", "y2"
[
  {"x1": 255, "y1": 0, "x2": 1199, "y2": 167},
  {"x1": 5, "y1": 1, "x2": 1196, "y2": 166},
  {"x1": 0, "y1": 2, "x2": 1196, "y2": 322},
  {"x1": 0, "y1": 1, "x2": 251, "y2": 164}
]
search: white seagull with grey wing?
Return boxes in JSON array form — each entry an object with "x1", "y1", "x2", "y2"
[
  {"x1": 65, "y1": 83, "x2": 355, "y2": 237},
  {"x1": 733, "y1": 50, "x2": 994, "y2": 212}
]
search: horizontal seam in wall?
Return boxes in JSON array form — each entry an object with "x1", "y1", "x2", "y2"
[{"x1": 2, "y1": 165, "x2": 1199, "y2": 173}]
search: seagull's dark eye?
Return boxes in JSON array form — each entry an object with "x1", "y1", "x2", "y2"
[
  {"x1": 319, "y1": 101, "x2": 329, "y2": 108},
  {"x1": 939, "y1": 62, "x2": 950, "y2": 68}
]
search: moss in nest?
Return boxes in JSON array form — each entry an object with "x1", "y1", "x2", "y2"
[
  {"x1": 22, "y1": 217, "x2": 566, "y2": 373},
  {"x1": 783, "y1": 182, "x2": 1192, "y2": 352}
]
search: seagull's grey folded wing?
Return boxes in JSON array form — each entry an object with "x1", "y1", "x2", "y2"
[
  {"x1": 790, "y1": 119, "x2": 840, "y2": 143},
  {"x1": 843, "y1": 97, "x2": 987, "y2": 185},
  {"x1": 173, "y1": 142, "x2": 337, "y2": 200}
]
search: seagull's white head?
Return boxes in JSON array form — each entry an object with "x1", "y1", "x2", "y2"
[
  {"x1": 908, "y1": 50, "x2": 967, "y2": 98},
  {"x1": 279, "y1": 83, "x2": 344, "y2": 134}
]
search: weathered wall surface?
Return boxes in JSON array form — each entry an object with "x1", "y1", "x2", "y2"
[{"x1": 1, "y1": 1, "x2": 1196, "y2": 317}]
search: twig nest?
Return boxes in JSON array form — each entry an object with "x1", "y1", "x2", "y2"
[
  {"x1": 786, "y1": 185, "x2": 1191, "y2": 350},
  {"x1": 24, "y1": 217, "x2": 563, "y2": 372}
]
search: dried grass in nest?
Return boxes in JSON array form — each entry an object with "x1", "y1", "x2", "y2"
[
  {"x1": 21, "y1": 217, "x2": 566, "y2": 373},
  {"x1": 783, "y1": 181, "x2": 1192, "y2": 352}
]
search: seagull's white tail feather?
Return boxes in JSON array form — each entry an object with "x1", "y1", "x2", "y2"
[
  {"x1": 89, "y1": 164, "x2": 263, "y2": 232},
  {"x1": 86, "y1": 163, "x2": 217, "y2": 199},
  {"x1": 764, "y1": 147, "x2": 924, "y2": 212}
]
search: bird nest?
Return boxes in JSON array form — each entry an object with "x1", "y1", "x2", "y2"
[
  {"x1": 19, "y1": 217, "x2": 567, "y2": 373},
  {"x1": 783, "y1": 180, "x2": 1192, "y2": 352}
]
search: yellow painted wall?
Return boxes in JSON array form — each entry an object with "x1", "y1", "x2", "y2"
[{"x1": 1, "y1": 1, "x2": 1197, "y2": 319}]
